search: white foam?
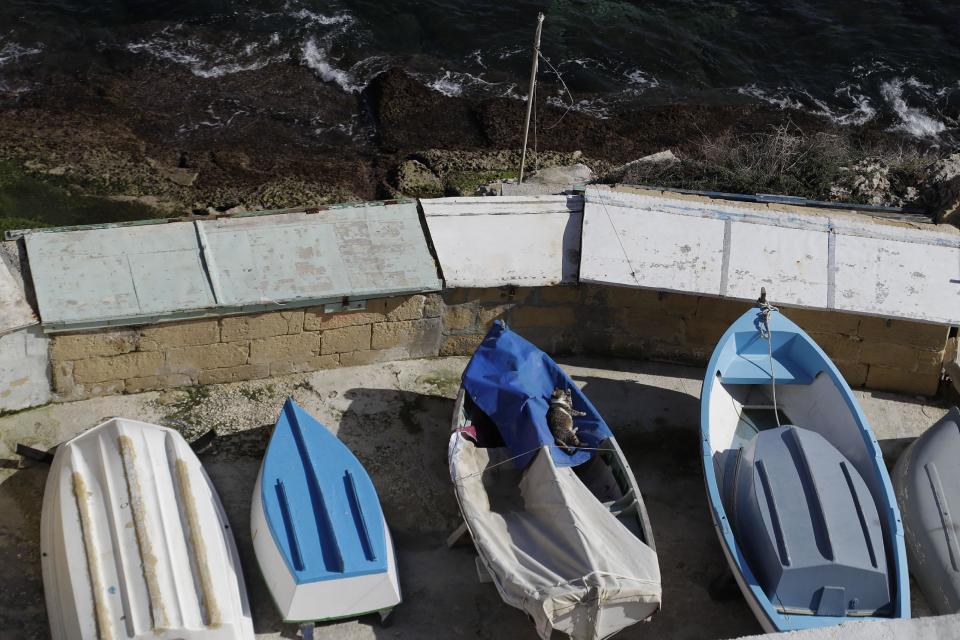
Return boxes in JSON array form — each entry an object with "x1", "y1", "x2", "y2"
[
  {"x1": 0, "y1": 40, "x2": 43, "y2": 67},
  {"x1": 287, "y1": 7, "x2": 353, "y2": 26},
  {"x1": 301, "y1": 37, "x2": 361, "y2": 93},
  {"x1": 125, "y1": 29, "x2": 284, "y2": 78},
  {"x1": 625, "y1": 68, "x2": 659, "y2": 90},
  {"x1": 426, "y1": 70, "x2": 464, "y2": 97},
  {"x1": 881, "y1": 77, "x2": 947, "y2": 137},
  {"x1": 737, "y1": 84, "x2": 805, "y2": 110}
]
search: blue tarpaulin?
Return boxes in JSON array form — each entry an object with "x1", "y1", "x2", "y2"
[{"x1": 461, "y1": 321, "x2": 613, "y2": 469}]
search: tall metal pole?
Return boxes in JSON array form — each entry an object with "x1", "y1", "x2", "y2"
[{"x1": 518, "y1": 12, "x2": 544, "y2": 184}]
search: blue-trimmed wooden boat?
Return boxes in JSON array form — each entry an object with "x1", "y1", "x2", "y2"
[
  {"x1": 251, "y1": 398, "x2": 401, "y2": 625},
  {"x1": 700, "y1": 302, "x2": 909, "y2": 632}
]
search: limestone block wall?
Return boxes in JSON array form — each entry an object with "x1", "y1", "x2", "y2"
[
  {"x1": 439, "y1": 285, "x2": 951, "y2": 397},
  {"x1": 50, "y1": 294, "x2": 443, "y2": 401},
  {"x1": 47, "y1": 286, "x2": 950, "y2": 401}
]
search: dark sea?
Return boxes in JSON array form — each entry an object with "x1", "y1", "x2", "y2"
[{"x1": 1, "y1": 0, "x2": 959, "y2": 144}]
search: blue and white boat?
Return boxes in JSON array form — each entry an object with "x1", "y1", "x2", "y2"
[
  {"x1": 700, "y1": 299, "x2": 909, "y2": 632},
  {"x1": 251, "y1": 398, "x2": 401, "y2": 626}
]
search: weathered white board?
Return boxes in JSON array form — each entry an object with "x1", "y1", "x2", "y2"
[
  {"x1": 25, "y1": 202, "x2": 441, "y2": 331},
  {"x1": 833, "y1": 234, "x2": 956, "y2": 320},
  {"x1": 582, "y1": 200, "x2": 725, "y2": 294},
  {"x1": 422, "y1": 195, "x2": 583, "y2": 287},
  {"x1": 198, "y1": 202, "x2": 441, "y2": 307},
  {"x1": 0, "y1": 251, "x2": 36, "y2": 335},
  {"x1": 582, "y1": 187, "x2": 960, "y2": 325},
  {"x1": 725, "y1": 223, "x2": 828, "y2": 307},
  {"x1": 27, "y1": 223, "x2": 216, "y2": 330},
  {"x1": 0, "y1": 325, "x2": 51, "y2": 412}
]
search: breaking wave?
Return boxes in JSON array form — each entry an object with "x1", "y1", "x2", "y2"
[
  {"x1": 879, "y1": 77, "x2": 948, "y2": 138},
  {"x1": 126, "y1": 29, "x2": 284, "y2": 78},
  {"x1": 301, "y1": 36, "x2": 364, "y2": 93}
]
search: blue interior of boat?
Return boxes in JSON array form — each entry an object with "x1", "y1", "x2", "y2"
[
  {"x1": 262, "y1": 398, "x2": 387, "y2": 584},
  {"x1": 729, "y1": 425, "x2": 891, "y2": 616}
]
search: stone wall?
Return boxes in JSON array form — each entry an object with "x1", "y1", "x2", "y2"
[
  {"x1": 439, "y1": 285, "x2": 950, "y2": 397},
  {"x1": 48, "y1": 286, "x2": 950, "y2": 401},
  {"x1": 50, "y1": 294, "x2": 443, "y2": 401}
]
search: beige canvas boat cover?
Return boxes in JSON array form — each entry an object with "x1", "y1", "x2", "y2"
[{"x1": 449, "y1": 435, "x2": 661, "y2": 640}]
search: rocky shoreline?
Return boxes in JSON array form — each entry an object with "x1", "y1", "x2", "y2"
[{"x1": 0, "y1": 66, "x2": 957, "y2": 230}]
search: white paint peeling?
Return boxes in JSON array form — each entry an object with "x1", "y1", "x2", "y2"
[
  {"x1": 582, "y1": 187, "x2": 960, "y2": 325},
  {"x1": 0, "y1": 251, "x2": 37, "y2": 335},
  {"x1": 24, "y1": 203, "x2": 441, "y2": 331},
  {"x1": 422, "y1": 195, "x2": 583, "y2": 287},
  {"x1": 0, "y1": 325, "x2": 51, "y2": 411}
]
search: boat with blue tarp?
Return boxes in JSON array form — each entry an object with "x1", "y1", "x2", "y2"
[{"x1": 449, "y1": 321, "x2": 660, "y2": 640}]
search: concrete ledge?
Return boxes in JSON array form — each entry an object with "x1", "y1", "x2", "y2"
[{"x1": 736, "y1": 613, "x2": 960, "y2": 640}]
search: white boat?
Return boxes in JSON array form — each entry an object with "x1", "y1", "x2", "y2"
[
  {"x1": 450, "y1": 321, "x2": 660, "y2": 640},
  {"x1": 251, "y1": 398, "x2": 401, "y2": 625},
  {"x1": 40, "y1": 418, "x2": 254, "y2": 640}
]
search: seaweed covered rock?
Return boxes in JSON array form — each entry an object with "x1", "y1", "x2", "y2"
[
  {"x1": 394, "y1": 159, "x2": 443, "y2": 198},
  {"x1": 921, "y1": 153, "x2": 960, "y2": 226}
]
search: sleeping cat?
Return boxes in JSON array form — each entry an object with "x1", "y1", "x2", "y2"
[{"x1": 547, "y1": 388, "x2": 586, "y2": 453}]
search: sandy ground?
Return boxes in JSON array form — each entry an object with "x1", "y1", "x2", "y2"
[{"x1": 0, "y1": 356, "x2": 947, "y2": 640}]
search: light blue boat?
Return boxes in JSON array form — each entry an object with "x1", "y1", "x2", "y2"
[
  {"x1": 700, "y1": 301, "x2": 909, "y2": 632},
  {"x1": 251, "y1": 398, "x2": 401, "y2": 626}
]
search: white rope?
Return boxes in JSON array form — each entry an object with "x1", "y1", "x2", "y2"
[
  {"x1": 758, "y1": 298, "x2": 782, "y2": 428},
  {"x1": 454, "y1": 444, "x2": 615, "y2": 482},
  {"x1": 595, "y1": 192, "x2": 642, "y2": 287},
  {"x1": 537, "y1": 51, "x2": 575, "y2": 130}
]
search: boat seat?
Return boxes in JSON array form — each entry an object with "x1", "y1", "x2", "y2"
[{"x1": 729, "y1": 425, "x2": 891, "y2": 616}]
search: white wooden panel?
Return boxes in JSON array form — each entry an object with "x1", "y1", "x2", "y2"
[
  {"x1": 422, "y1": 195, "x2": 582, "y2": 287},
  {"x1": 581, "y1": 200, "x2": 725, "y2": 294},
  {"x1": 834, "y1": 235, "x2": 960, "y2": 324},
  {"x1": 0, "y1": 252, "x2": 36, "y2": 335},
  {"x1": 725, "y1": 222, "x2": 828, "y2": 306},
  {"x1": 582, "y1": 187, "x2": 960, "y2": 325},
  {"x1": 0, "y1": 325, "x2": 51, "y2": 411}
]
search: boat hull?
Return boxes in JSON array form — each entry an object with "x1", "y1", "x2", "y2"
[
  {"x1": 892, "y1": 407, "x2": 960, "y2": 614},
  {"x1": 250, "y1": 468, "x2": 401, "y2": 622},
  {"x1": 40, "y1": 419, "x2": 254, "y2": 640},
  {"x1": 450, "y1": 388, "x2": 661, "y2": 640},
  {"x1": 700, "y1": 305, "x2": 909, "y2": 632}
]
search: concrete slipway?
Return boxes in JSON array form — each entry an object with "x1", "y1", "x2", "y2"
[{"x1": 0, "y1": 356, "x2": 956, "y2": 640}]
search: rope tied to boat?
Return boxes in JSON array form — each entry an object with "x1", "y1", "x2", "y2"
[
  {"x1": 453, "y1": 443, "x2": 615, "y2": 482},
  {"x1": 757, "y1": 288, "x2": 782, "y2": 429}
]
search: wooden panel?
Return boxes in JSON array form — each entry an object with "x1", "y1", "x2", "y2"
[
  {"x1": 422, "y1": 195, "x2": 582, "y2": 287},
  {"x1": 198, "y1": 202, "x2": 439, "y2": 306},
  {"x1": 834, "y1": 235, "x2": 960, "y2": 324},
  {"x1": 0, "y1": 252, "x2": 36, "y2": 335},
  {"x1": 25, "y1": 201, "x2": 441, "y2": 331},
  {"x1": 582, "y1": 187, "x2": 960, "y2": 325},
  {"x1": 27, "y1": 224, "x2": 214, "y2": 330},
  {"x1": 725, "y1": 222, "x2": 829, "y2": 306},
  {"x1": 581, "y1": 196, "x2": 725, "y2": 294}
]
